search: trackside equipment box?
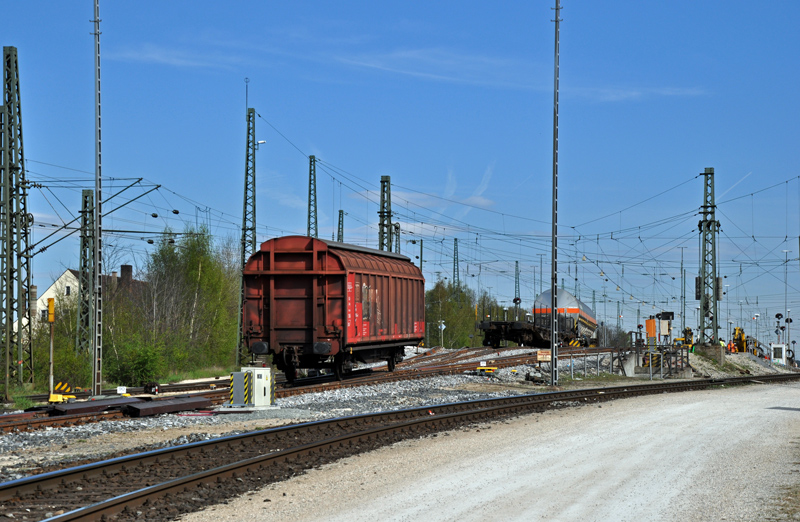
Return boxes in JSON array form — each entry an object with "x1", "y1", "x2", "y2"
[{"x1": 230, "y1": 367, "x2": 276, "y2": 407}]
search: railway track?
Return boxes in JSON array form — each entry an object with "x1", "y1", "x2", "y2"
[
  {"x1": 22, "y1": 378, "x2": 228, "y2": 403},
  {"x1": 3, "y1": 373, "x2": 798, "y2": 521},
  {"x1": 0, "y1": 347, "x2": 621, "y2": 433},
  {"x1": 0, "y1": 411, "x2": 125, "y2": 434}
]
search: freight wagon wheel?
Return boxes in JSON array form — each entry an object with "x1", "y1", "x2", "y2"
[
  {"x1": 284, "y1": 364, "x2": 297, "y2": 383},
  {"x1": 387, "y1": 356, "x2": 396, "y2": 372},
  {"x1": 333, "y1": 354, "x2": 345, "y2": 381}
]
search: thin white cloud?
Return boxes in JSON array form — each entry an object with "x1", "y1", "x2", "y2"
[
  {"x1": 461, "y1": 195, "x2": 494, "y2": 208},
  {"x1": 472, "y1": 163, "x2": 493, "y2": 198},
  {"x1": 107, "y1": 43, "x2": 240, "y2": 69},
  {"x1": 443, "y1": 168, "x2": 457, "y2": 200},
  {"x1": 336, "y1": 47, "x2": 705, "y2": 101},
  {"x1": 337, "y1": 48, "x2": 541, "y2": 90}
]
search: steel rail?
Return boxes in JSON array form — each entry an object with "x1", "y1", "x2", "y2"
[
  {"x1": 0, "y1": 410, "x2": 124, "y2": 433},
  {"x1": 3, "y1": 373, "x2": 799, "y2": 521}
]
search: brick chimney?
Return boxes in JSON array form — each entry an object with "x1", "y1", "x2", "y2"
[{"x1": 121, "y1": 264, "x2": 133, "y2": 289}]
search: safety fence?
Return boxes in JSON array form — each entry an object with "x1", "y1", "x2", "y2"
[{"x1": 636, "y1": 345, "x2": 691, "y2": 380}]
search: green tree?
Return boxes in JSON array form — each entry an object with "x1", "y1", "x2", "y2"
[
  {"x1": 26, "y1": 227, "x2": 241, "y2": 391},
  {"x1": 425, "y1": 279, "x2": 483, "y2": 348}
]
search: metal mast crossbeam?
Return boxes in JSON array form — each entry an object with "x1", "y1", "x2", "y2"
[
  {"x1": 698, "y1": 167, "x2": 720, "y2": 348},
  {"x1": 76, "y1": 190, "x2": 94, "y2": 354},
  {"x1": 378, "y1": 176, "x2": 391, "y2": 251},
  {"x1": 237, "y1": 107, "x2": 257, "y2": 365},
  {"x1": 307, "y1": 155, "x2": 317, "y2": 238}
]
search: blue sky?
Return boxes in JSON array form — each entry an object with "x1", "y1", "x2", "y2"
[{"x1": 6, "y1": 1, "x2": 800, "y2": 339}]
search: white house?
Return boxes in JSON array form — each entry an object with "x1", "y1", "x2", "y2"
[
  {"x1": 33, "y1": 269, "x2": 79, "y2": 322},
  {"x1": 29, "y1": 264, "x2": 136, "y2": 323}
]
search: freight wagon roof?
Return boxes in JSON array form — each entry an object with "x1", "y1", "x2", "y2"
[
  {"x1": 252, "y1": 236, "x2": 422, "y2": 278},
  {"x1": 534, "y1": 288, "x2": 595, "y2": 319},
  {"x1": 318, "y1": 239, "x2": 412, "y2": 263},
  {"x1": 322, "y1": 240, "x2": 422, "y2": 277}
]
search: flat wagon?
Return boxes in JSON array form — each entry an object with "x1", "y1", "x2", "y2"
[{"x1": 242, "y1": 236, "x2": 425, "y2": 381}]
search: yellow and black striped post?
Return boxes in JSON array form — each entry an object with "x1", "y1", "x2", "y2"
[
  {"x1": 642, "y1": 352, "x2": 662, "y2": 367},
  {"x1": 243, "y1": 371, "x2": 252, "y2": 405}
]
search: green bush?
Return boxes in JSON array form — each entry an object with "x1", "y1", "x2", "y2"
[{"x1": 106, "y1": 340, "x2": 166, "y2": 386}]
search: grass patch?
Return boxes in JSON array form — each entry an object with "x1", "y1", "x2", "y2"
[
  {"x1": 11, "y1": 393, "x2": 35, "y2": 411},
  {"x1": 163, "y1": 366, "x2": 234, "y2": 384}
]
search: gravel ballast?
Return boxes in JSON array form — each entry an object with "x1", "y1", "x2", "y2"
[
  {"x1": 0, "y1": 370, "x2": 534, "y2": 482},
  {"x1": 179, "y1": 382, "x2": 800, "y2": 522},
  {"x1": 2, "y1": 350, "x2": 799, "y2": 520}
]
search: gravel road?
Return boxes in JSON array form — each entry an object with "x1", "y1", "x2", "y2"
[{"x1": 180, "y1": 382, "x2": 800, "y2": 522}]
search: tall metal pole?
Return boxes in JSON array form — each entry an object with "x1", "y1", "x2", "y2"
[
  {"x1": 514, "y1": 261, "x2": 520, "y2": 320},
  {"x1": 237, "y1": 108, "x2": 257, "y2": 366},
  {"x1": 12, "y1": 47, "x2": 32, "y2": 387},
  {"x1": 453, "y1": 238, "x2": 459, "y2": 287},
  {"x1": 76, "y1": 190, "x2": 94, "y2": 354},
  {"x1": 550, "y1": 0, "x2": 562, "y2": 385},
  {"x1": 679, "y1": 246, "x2": 686, "y2": 335},
  {"x1": 307, "y1": 155, "x2": 317, "y2": 238},
  {"x1": 91, "y1": 2, "x2": 104, "y2": 396},
  {"x1": 3, "y1": 46, "x2": 33, "y2": 391},
  {"x1": 337, "y1": 209, "x2": 344, "y2": 242},
  {"x1": 378, "y1": 176, "x2": 391, "y2": 251},
  {"x1": 698, "y1": 168, "x2": 720, "y2": 357},
  {"x1": 784, "y1": 249, "x2": 790, "y2": 348},
  {"x1": 538, "y1": 253, "x2": 545, "y2": 298}
]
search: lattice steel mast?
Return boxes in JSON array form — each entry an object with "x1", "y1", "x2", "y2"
[
  {"x1": 514, "y1": 261, "x2": 520, "y2": 320},
  {"x1": 698, "y1": 167, "x2": 720, "y2": 349},
  {"x1": 2, "y1": 46, "x2": 33, "y2": 393},
  {"x1": 550, "y1": 0, "x2": 562, "y2": 385},
  {"x1": 76, "y1": 190, "x2": 94, "y2": 354},
  {"x1": 307, "y1": 155, "x2": 317, "y2": 238},
  {"x1": 337, "y1": 210, "x2": 344, "y2": 242},
  {"x1": 237, "y1": 107, "x2": 257, "y2": 366},
  {"x1": 453, "y1": 238, "x2": 459, "y2": 287},
  {"x1": 378, "y1": 176, "x2": 392, "y2": 251}
]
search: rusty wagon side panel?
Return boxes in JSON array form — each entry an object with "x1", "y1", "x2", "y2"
[{"x1": 242, "y1": 236, "x2": 424, "y2": 375}]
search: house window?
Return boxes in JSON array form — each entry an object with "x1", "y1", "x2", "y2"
[
  {"x1": 65, "y1": 286, "x2": 71, "y2": 296},
  {"x1": 40, "y1": 309, "x2": 47, "y2": 321}
]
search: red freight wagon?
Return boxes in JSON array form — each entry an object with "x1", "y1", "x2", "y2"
[{"x1": 242, "y1": 236, "x2": 425, "y2": 381}]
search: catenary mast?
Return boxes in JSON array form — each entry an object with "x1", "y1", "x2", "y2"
[
  {"x1": 91, "y1": 0, "x2": 104, "y2": 395},
  {"x1": 550, "y1": 0, "x2": 562, "y2": 385}
]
